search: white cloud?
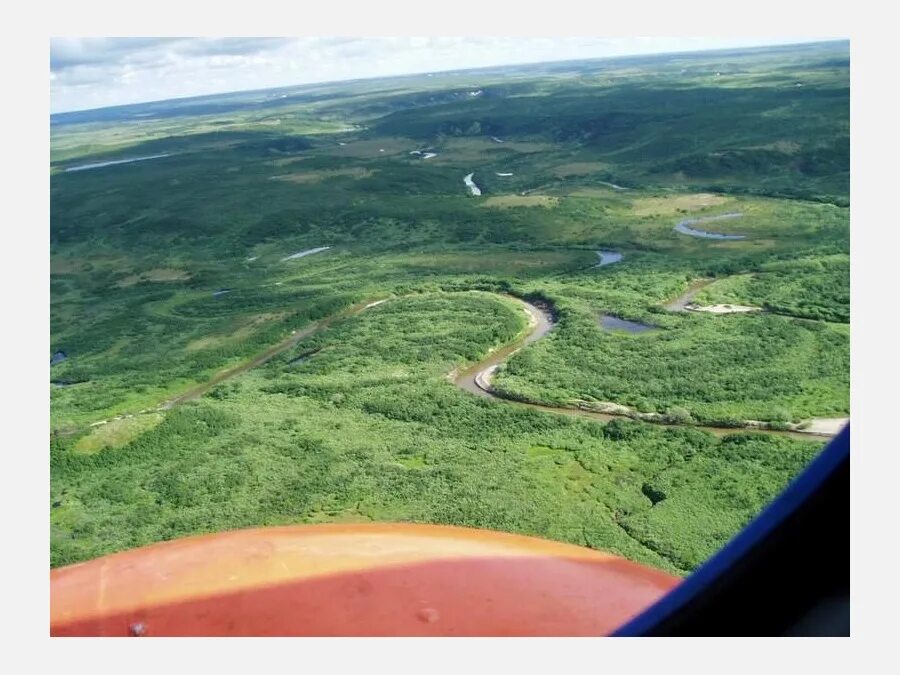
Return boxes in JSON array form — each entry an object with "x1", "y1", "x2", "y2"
[{"x1": 50, "y1": 36, "x2": 832, "y2": 113}]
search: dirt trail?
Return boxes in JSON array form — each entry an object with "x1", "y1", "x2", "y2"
[
  {"x1": 54, "y1": 298, "x2": 388, "y2": 436},
  {"x1": 663, "y1": 279, "x2": 717, "y2": 312},
  {"x1": 160, "y1": 298, "x2": 383, "y2": 409}
]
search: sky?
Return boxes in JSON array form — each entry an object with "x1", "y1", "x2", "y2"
[{"x1": 50, "y1": 37, "x2": 834, "y2": 114}]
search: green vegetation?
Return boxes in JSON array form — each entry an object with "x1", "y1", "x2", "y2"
[
  {"x1": 493, "y1": 294, "x2": 849, "y2": 425},
  {"x1": 695, "y1": 255, "x2": 850, "y2": 322},
  {"x1": 50, "y1": 41, "x2": 849, "y2": 575}
]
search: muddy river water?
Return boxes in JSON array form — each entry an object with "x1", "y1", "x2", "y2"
[{"x1": 452, "y1": 295, "x2": 839, "y2": 443}]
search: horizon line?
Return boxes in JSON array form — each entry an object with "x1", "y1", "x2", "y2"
[{"x1": 50, "y1": 37, "x2": 848, "y2": 117}]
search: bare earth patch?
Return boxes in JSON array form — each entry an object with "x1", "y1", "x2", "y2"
[
  {"x1": 52, "y1": 255, "x2": 131, "y2": 275},
  {"x1": 116, "y1": 268, "x2": 191, "y2": 287},
  {"x1": 685, "y1": 304, "x2": 762, "y2": 314},
  {"x1": 50, "y1": 257, "x2": 85, "y2": 274},
  {"x1": 551, "y1": 161, "x2": 612, "y2": 177},
  {"x1": 742, "y1": 140, "x2": 802, "y2": 154},
  {"x1": 73, "y1": 413, "x2": 164, "y2": 455},
  {"x1": 271, "y1": 156, "x2": 310, "y2": 167},
  {"x1": 795, "y1": 417, "x2": 849, "y2": 435},
  {"x1": 322, "y1": 138, "x2": 414, "y2": 158},
  {"x1": 185, "y1": 312, "x2": 287, "y2": 352},
  {"x1": 631, "y1": 193, "x2": 731, "y2": 217},
  {"x1": 269, "y1": 168, "x2": 374, "y2": 184},
  {"x1": 428, "y1": 138, "x2": 555, "y2": 162},
  {"x1": 710, "y1": 239, "x2": 777, "y2": 251},
  {"x1": 481, "y1": 195, "x2": 560, "y2": 209},
  {"x1": 568, "y1": 187, "x2": 632, "y2": 198}
]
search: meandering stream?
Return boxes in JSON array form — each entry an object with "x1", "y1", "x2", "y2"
[
  {"x1": 451, "y1": 294, "x2": 841, "y2": 442},
  {"x1": 674, "y1": 212, "x2": 746, "y2": 240},
  {"x1": 596, "y1": 251, "x2": 623, "y2": 267},
  {"x1": 63, "y1": 153, "x2": 172, "y2": 172},
  {"x1": 281, "y1": 246, "x2": 331, "y2": 261},
  {"x1": 59, "y1": 289, "x2": 844, "y2": 443}
]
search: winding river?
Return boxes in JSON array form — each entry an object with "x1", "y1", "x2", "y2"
[
  {"x1": 64, "y1": 153, "x2": 172, "y2": 173},
  {"x1": 454, "y1": 299, "x2": 554, "y2": 399},
  {"x1": 451, "y1": 294, "x2": 840, "y2": 443},
  {"x1": 596, "y1": 250, "x2": 624, "y2": 267},
  {"x1": 60, "y1": 290, "x2": 843, "y2": 443},
  {"x1": 282, "y1": 246, "x2": 331, "y2": 261},
  {"x1": 463, "y1": 173, "x2": 482, "y2": 196},
  {"x1": 674, "y1": 212, "x2": 746, "y2": 240}
]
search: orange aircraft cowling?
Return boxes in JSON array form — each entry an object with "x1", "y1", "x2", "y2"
[{"x1": 50, "y1": 523, "x2": 680, "y2": 637}]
